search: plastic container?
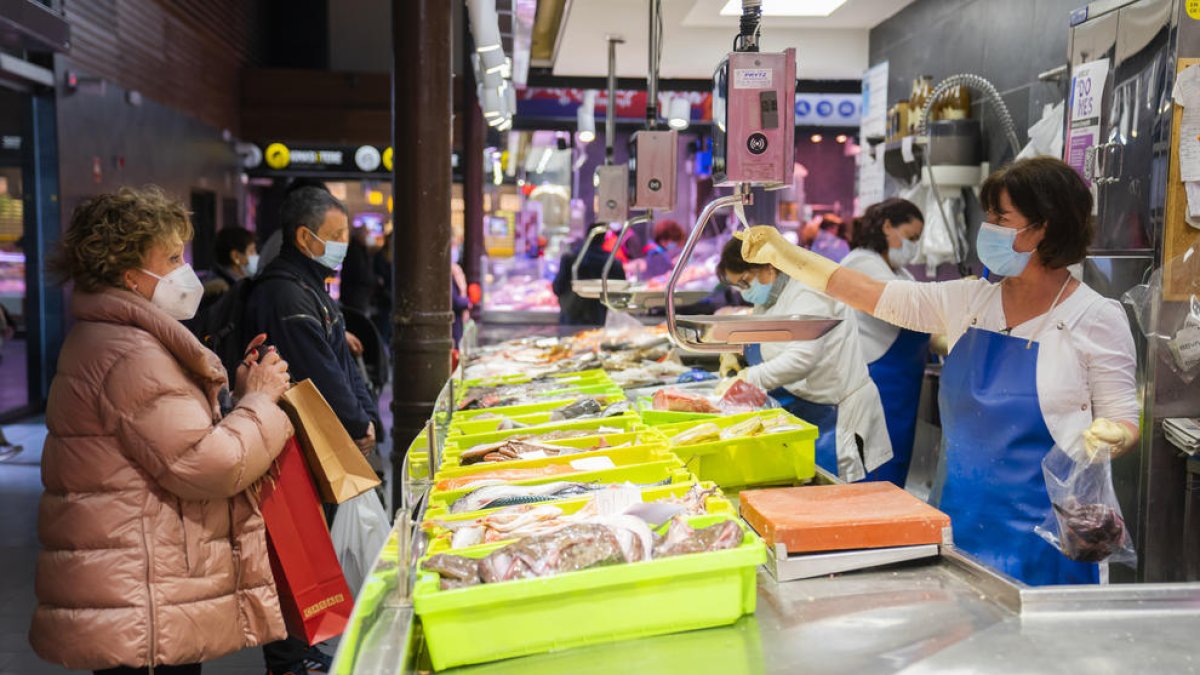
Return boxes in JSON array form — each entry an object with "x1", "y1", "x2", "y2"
[
  {"x1": 637, "y1": 407, "x2": 721, "y2": 426},
  {"x1": 460, "y1": 368, "x2": 612, "y2": 389},
  {"x1": 426, "y1": 460, "x2": 693, "y2": 515},
  {"x1": 444, "y1": 427, "x2": 663, "y2": 459},
  {"x1": 447, "y1": 412, "x2": 642, "y2": 443},
  {"x1": 450, "y1": 391, "x2": 627, "y2": 422},
  {"x1": 413, "y1": 514, "x2": 765, "y2": 671},
  {"x1": 407, "y1": 431, "x2": 430, "y2": 480},
  {"x1": 436, "y1": 441, "x2": 671, "y2": 482},
  {"x1": 656, "y1": 410, "x2": 818, "y2": 488},
  {"x1": 422, "y1": 480, "x2": 737, "y2": 555}
]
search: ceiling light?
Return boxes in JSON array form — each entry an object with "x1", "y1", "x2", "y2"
[
  {"x1": 667, "y1": 96, "x2": 691, "y2": 131},
  {"x1": 835, "y1": 134, "x2": 848, "y2": 144},
  {"x1": 811, "y1": 134, "x2": 823, "y2": 143},
  {"x1": 720, "y1": 0, "x2": 848, "y2": 17}
]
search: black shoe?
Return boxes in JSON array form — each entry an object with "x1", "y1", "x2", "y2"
[{"x1": 302, "y1": 644, "x2": 333, "y2": 673}]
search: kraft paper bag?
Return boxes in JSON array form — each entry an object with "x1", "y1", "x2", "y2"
[
  {"x1": 279, "y1": 378, "x2": 381, "y2": 504},
  {"x1": 261, "y1": 438, "x2": 354, "y2": 645}
]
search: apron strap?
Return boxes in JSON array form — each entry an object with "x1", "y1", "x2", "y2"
[{"x1": 1025, "y1": 275, "x2": 1074, "y2": 349}]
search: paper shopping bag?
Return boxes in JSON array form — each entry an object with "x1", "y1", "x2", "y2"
[
  {"x1": 279, "y1": 378, "x2": 381, "y2": 504},
  {"x1": 260, "y1": 438, "x2": 355, "y2": 645}
]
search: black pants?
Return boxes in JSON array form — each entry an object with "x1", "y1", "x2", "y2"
[
  {"x1": 95, "y1": 665, "x2": 201, "y2": 675},
  {"x1": 263, "y1": 635, "x2": 310, "y2": 671}
]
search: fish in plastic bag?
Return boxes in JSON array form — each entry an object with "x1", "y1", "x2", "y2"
[{"x1": 1034, "y1": 444, "x2": 1136, "y2": 566}]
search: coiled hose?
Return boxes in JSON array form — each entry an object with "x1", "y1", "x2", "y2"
[{"x1": 918, "y1": 73, "x2": 1022, "y2": 158}]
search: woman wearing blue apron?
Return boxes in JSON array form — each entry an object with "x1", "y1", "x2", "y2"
[
  {"x1": 737, "y1": 157, "x2": 1139, "y2": 586},
  {"x1": 714, "y1": 238, "x2": 892, "y2": 483},
  {"x1": 842, "y1": 198, "x2": 930, "y2": 486}
]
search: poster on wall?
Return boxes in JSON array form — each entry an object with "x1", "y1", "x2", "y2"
[
  {"x1": 1066, "y1": 58, "x2": 1109, "y2": 188},
  {"x1": 856, "y1": 61, "x2": 888, "y2": 214}
]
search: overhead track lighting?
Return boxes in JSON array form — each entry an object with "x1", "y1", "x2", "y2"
[
  {"x1": 577, "y1": 91, "x2": 597, "y2": 143},
  {"x1": 667, "y1": 96, "x2": 691, "y2": 131}
]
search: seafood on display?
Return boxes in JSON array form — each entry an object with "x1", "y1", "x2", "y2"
[
  {"x1": 669, "y1": 415, "x2": 806, "y2": 446},
  {"x1": 421, "y1": 516, "x2": 745, "y2": 590},
  {"x1": 435, "y1": 465, "x2": 580, "y2": 492},
  {"x1": 653, "y1": 388, "x2": 721, "y2": 414},
  {"x1": 447, "y1": 481, "x2": 598, "y2": 514}
]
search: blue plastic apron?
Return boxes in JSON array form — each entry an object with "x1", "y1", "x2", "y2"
[
  {"x1": 745, "y1": 343, "x2": 841, "y2": 478},
  {"x1": 866, "y1": 329, "x2": 930, "y2": 486},
  {"x1": 938, "y1": 327, "x2": 1097, "y2": 586}
]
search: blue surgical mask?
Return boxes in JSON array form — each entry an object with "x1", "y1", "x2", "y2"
[
  {"x1": 307, "y1": 229, "x2": 349, "y2": 270},
  {"x1": 244, "y1": 253, "x2": 260, "y2": 277},
  {"x1": 739, "y1": 278, "x2": 773, "y2": 305},
  {"x1": 887, "y1": 238, "x2": 917, "y2": 268},
  {"x1": 976, "y1": 221, "x2": 1032, "y2": 277}
]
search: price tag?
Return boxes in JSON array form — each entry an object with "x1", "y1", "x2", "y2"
[{"x1": 570, "y1": 456, "x2": 617, "y2": 472}]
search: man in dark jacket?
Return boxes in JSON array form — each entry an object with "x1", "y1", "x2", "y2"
[
  {"x1": 246, "y1": 187, "x2": 380, "y2": 675},
  {"x1": 551, "y1": 222, "x2": 625, "y2": 326}
]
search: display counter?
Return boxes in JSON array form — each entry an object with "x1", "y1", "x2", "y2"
[{"x1": 335, "y1": 336, "x2": 1200, "y2": 675}]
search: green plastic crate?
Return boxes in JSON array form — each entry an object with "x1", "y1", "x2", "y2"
[
  {"x1": 422, "y1": 480, "x2": 737, "y2": 554},
  {"x1": 456, "y1": 381, "x2": 624, "y2": 407},
  {"x1": 451, "y1": 390, "x2": 627, "y2": 422},
  {"x1": 447, "y1": 411, "x2": 642, "y2": 441},
  {"x1": 407, "y1": 431, "x2": 430, "y2": 480},
  {"x1": 427, "y1": 460, "x2": 693, "y2": 514},
  {"x1": 444, "y1": 427, "x2": 664, "y2": 461},
  {"x1": 460, "y1": 368, "x2": 612, "y2": 389},
  {"x1": 656, "y1": 409, "x2": 819, "y2": 488},
  {"x1": 413, "y1": 514, "x2": 765, "y2": 671}
]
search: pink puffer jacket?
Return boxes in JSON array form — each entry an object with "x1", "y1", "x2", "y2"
[{"x1": 30, "y1": 288, "x2": 292, "y2": 670}]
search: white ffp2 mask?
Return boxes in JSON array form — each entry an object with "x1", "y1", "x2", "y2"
[{"x1": 142, "y1": 264, "x2": 204, "y2": 320}]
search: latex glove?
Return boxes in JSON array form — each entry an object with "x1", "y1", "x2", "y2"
[
  {"x1": 736, "y1": 226, "x2": 840, "y2": 293},
  {"x1": 930, "y1": 334, "x2": 950, "y2": 357},
  {"x1": 1083, "y1": 418, "x2": 1136, "y2": 460},
  {"x1": 719, "y1": 352, "x2": 743, "y2": 378},
  {"x1": 712, "y1": 372, "x2": 746, "y2": 398}
]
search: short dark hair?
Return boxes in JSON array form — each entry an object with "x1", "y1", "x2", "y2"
[
  {"x1": 280, "y1": 186, "x2": 349, "y2": 248},
  {"x1": 980, "y1": 157, "x2": 1093, "y2": 269},
  {"x1": 214, "y1": 226, "x2": 255, "y2": 266},
  {"x1": 716, "y1": 236, "x2": 768, "y2": 282},
  {"x1": 851, "y1": 198, "x2": 924, "y2": 255},
  {"x1": 653, "y1": 219, "x2": 685, "y2": 245}
]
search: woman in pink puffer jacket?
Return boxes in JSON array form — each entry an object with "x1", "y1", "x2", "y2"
[{"x1": 30, "y1": 187, "x2": 293, "y2": 675}]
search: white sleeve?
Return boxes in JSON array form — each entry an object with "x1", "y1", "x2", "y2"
[
  {"x1": 742, "y1": 337, "x2": 823, "y2": 391},
  {"x1": 874, "y1": 280, "x2": 954, "y2": 335},
  {"x1": 1081, "y1": 300, "x2": 1140, "y2": 425}
]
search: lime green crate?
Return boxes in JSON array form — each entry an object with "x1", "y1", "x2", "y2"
[
  {"x1": 633, "y1": 394, "x2": 722, "y2": 426},
  {"x1": 447, "y1": 410, "x2": 642, "y2": 440},
  {"x1": 421, "y1": 471, "x2": 699, "y2": 521},
  {"x1": 460, "y1": 368, "x2": 612, "y2": 389},
  {"x1": 413, "y1": 514, "x2": 765, "y2": 671},
  {"x1": 436, "y1": 440, "x2": 670, "y2": 485},
  {"x1": 427, "y1": 460, "x2": 692, "y2": 514},
  {"x1": 656, "y1": 409, "x2": 819, "y2": 488},
  {"x1": 422, "y1": 480, "x2": 736, "y2": 554},
  {"x1": 455, "y1": 380, "x2": 620, "y2": 407},
  {"x1": 407, "y1": 431, "x2": 431, "y2": 480},
  {"x1": 450, "y1": 390, "x2": 626, "y2": 422},
  {"x1": 444, "y1": 426, "x2": 663, "y2": 460}
]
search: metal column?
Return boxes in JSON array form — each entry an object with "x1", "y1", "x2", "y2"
[
  {"x1": 391, "y1": 0, "x2": 454, "y2": 508},
  {"x1": 462, "y1": 33, "x2": 485, "y2": 290}
]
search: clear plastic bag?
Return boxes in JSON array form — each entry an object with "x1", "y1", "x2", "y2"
[
  {"x1": 1034, "y1": 444, "x2": 1136, "y2": 567},
  {"x1": 331, "y1": 491, "x2": 392, "y2": 596},
  {"x1": 1122, "y1": 244, "x2": 1200, "y2": 383}
]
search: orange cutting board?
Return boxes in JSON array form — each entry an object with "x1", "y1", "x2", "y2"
[{"x1": 740, "y1": 483, "x2": 951, "y2": 554}]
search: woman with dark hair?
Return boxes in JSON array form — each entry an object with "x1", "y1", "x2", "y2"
[
  {"x1": 841, "y1": 198, "x2": 928, "y2": 486},
  {"x1": 715, "y1": 237, "x2": 892, "y2": 483},
  {"x1": 643, "y1": 219, "x2": 686, "y2": 278},
  {"x1": 737, "y1": 157, "x2": 1139, "y2": 586}
]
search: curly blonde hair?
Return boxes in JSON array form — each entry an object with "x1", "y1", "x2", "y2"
[{"x1": 51, "y1": 186, "x2": 193, "y2": 293}]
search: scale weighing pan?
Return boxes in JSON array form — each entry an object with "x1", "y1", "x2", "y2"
[
  {"x1": 606, "y1": 288, "x2": 710, "y2": 310},
  {"x1": 674, "y1": 314, "x2": 841, "y2": 345},
  {"x1": 572, "y1": 279, "x2": 630, "y2": 299}
]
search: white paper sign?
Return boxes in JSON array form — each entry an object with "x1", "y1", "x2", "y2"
[
  {"x1": 901, "y1": 136, "x2": 916, "y2": 164},
  {"x1": 593, "y1": 484, "x2": 643, "y2": 516},
  {"x1": 1066, "y1": 59, "x2": 1110, "y2": 186},
  {"x1": 570, "y1": 456, "x2": 617, "y2": 472}
]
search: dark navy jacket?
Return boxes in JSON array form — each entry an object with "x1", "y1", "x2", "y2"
[{"x1": 245, "y1": 245, "x2": 377, "y2": 438}]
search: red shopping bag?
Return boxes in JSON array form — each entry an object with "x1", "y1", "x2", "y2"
[{"x1": 260, "y1": 438, "x2": 354, "y2": 645}]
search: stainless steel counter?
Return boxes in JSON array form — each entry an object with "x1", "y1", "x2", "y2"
[{"x1": 362, "y1": 548, "x2": 1200, "y2": 675}]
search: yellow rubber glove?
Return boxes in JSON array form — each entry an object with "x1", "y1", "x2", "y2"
[
  {"x1": 930, "y1": 334, "x2": 950, "y2": 357},
  {"x1": 736, "y1": 226, "x2": 840, "y2": 293},
  {"x1": 1083, "y1": 418, "x2": 1136, "y2": 460},
  {"x1": 719, "y1": 352, "x2": 743, "y2": 378}
]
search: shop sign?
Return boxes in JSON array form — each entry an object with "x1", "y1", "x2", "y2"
[
  {"x1": 795, "y1": 94, "x2": 860, "y2": 127},
  {"x1": 252, "y1": 142, "x2": 392, "y2": 176},
  {"x1": 517, "y1": 88, "x2": 713, "y2": 123}
]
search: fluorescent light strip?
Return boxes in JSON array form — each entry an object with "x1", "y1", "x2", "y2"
[{"x1": 719, "y1": 0, "x2": 848, "y2": 17}]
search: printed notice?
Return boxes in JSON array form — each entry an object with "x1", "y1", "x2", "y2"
[
  {"x1": 733, "y1": 68, "x2": 773, "y2": 89},
  {"x1": 1066, "y1": 59, "x2": 1110, "y2": 186},
  {"x1": 1176, "y1": 65, "x2": 1200, "y2": 182}
]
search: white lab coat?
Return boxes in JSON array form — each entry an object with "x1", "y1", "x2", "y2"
[
  {"x1": 741, "y1": 276, "x2": 893, "y2": 482},
  {"x1": 841, "y1": 248, "x2": 914, "y2": 363},
  {"x1": 875, "y1": 278, "x2": 1140, "y2": 451}
]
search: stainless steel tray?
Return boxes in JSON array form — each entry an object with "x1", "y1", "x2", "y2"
[
  {"x1": 674, "y1": 314, "x2": 841, "y2": 344},
  {"x1": 571, "y1": 279, "x2": 630, "y2": 299},
  {"x1": 606, "y1": 289, "x2": 710, "y2": 310}
]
